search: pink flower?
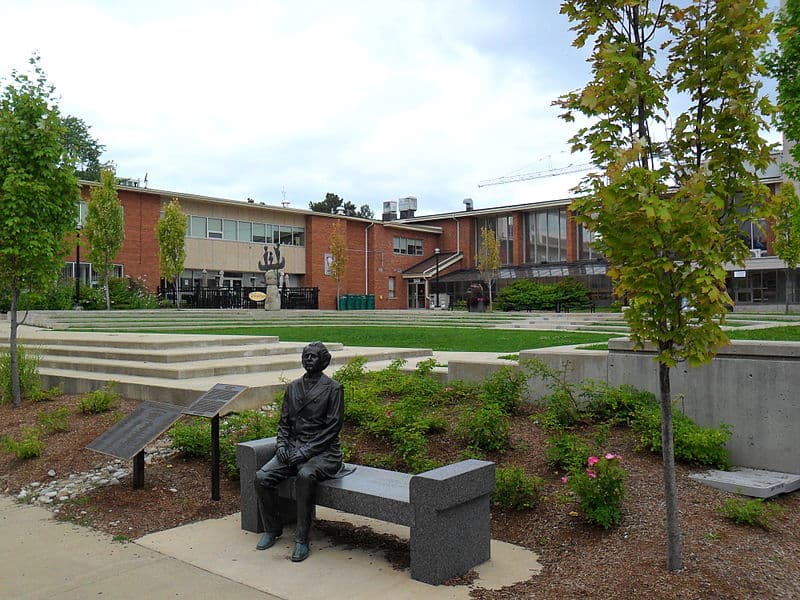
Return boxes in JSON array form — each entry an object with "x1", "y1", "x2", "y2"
[
  {"x1": 605, "y1": 452, "x2": 617, "y2": 460},
  {"x1": 586, "y1": 469, "x2": 597, "y2": 479},
  {"x1": 587, "y1": 456, "x2": 600, "y2": 466},
  {"x1": 561, "y1": 475, "x2": 569, "y2": 484}
]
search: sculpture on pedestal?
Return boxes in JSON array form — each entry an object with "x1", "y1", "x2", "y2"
[{"x1": 258, "y1": 243, "x2": 285, "y2": 311}]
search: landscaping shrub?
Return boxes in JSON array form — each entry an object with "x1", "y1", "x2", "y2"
[
  {"x1": 497, "y1": 278, "x2": 590, "y2": 311},
  {"x1": 565, "y1": 453, "x2": 627, "y2": 529},
  {"x1": 37, "y1": 407, "x2": 71, "y2": 433},
  {"x1": 169, "y1": 409, "x2": 281, "y2": 477},
  {"x1": 107, "y1": 277, "x2": 160, "y2": 309},
  {"x1": 480, "y1": 366, "x2": 527, "y2": 414},
  {"x1": 77, "y1": 381, "x2": 120, "y2": 414},
  {"x1": 457, "y1": 402, "x2": 510, "y2": 452},
  {"x1": 582, "y1": 383, "x2": 656, "y2": 425},
  {"x1": 493, "y1": 466, "x2": 543, "y2": 510},
  {"x1": 719, "y1": 497, "x2": 783, "y2": 528},
  {"x1": 631, "y1": 402, "x2": 731, "y2": 469},
  {"x1": 545, "y1": 432, "x2": 592, "y2": 472},
  {"x1": 2, "y1": 427, "x2": 44, "y2": 459},
  {"x1": 0, "y1": 346, "x2": 44, "y2": 404}
]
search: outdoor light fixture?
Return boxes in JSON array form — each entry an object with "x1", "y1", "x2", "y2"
[{"x1": 434, "y1": 248, "x2": 441, "y2": 309}]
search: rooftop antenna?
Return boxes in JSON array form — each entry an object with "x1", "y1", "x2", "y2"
[
  {"x1": 143, "y1": 172, "x2": 148, "y2": 188},
  {"x1": 281, "y1": 186, "x2": 289, "y2": 208}
]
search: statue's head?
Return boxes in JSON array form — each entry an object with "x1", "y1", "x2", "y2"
[{"x1": 302, "y1": 341, "x2": 331, "y2": 373}]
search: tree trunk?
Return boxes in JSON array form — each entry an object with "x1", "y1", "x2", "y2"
[
  {"x1": 9, "y1": 286, "x2": 22, "y2": 407},
  {"x1": 105, "y1": 275, "x2": 111, "y2": 311},
  {"x1": 174, "y1": 276, "x2": 180, "y2": 309},
  {"x1": 659, "y1": 359, "x2": 682, "y2": 571},
  {"x1": 786, "y1": 274, "x2": 791, "y2": 315}
]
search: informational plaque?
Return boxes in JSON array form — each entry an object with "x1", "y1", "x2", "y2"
[
  {"x1": 87, "y1": 401, "x2": 183, "y2": 460},
  {"x1": 182, "y1": 384, "x2": 248, "y2": 418}
]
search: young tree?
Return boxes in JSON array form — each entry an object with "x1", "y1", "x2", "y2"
[
  {"x1": 328, "y1": 220, "x2": 348, "y2": 308},
  {"x1": 84, "y1": 169, "x2": 124, "y2": 310},
  {"x1": 771, "y1": 183, "x2": 800, "y2": 312},
  {"x1": 156, "y1": 199, "x2": 187, "y2": 307},
  {"x1": 476, "y1": 227, "x2": 501, "y2": 308},
  {"x1": 764, "y1": 0, "x2": 800, "y2": 179},
  {"x1": 558, "y1": 0, "x2": 773, "y2": 571},
  {"x1": 0, "y1": 56, "x2": 79, "y2": 407}
]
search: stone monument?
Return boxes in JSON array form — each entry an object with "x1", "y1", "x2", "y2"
[{"x1": 258, "y1": 243, "x2": 284, "y2": 311}]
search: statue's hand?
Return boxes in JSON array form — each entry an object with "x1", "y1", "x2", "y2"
[{"x1": 276, "y1": 446, "x2": 292, "y2": 464}]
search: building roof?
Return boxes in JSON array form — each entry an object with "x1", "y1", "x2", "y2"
[{"x1": 402, "y1": 252, "x2": 463, "y2": 279}]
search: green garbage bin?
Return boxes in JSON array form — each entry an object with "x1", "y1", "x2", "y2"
[
  {"x1": 345, "y1": 294, "x2": 355, "y2": 310},
  {"x1": 338, "y1": 295, "x2": 347, "y2": 311},
  {"x1": 366, "y1": 294, "x2": 375, "y2": 310},
  {"x1": 354, "y1": 294, "x2": 364, "y2": 310}
]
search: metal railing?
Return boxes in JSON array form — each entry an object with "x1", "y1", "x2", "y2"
[{"x1": 158, "y1": 286, "x2": 319, "y2": 310}]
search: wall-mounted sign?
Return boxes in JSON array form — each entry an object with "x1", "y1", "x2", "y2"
[
  {"x1": 324, "y1": 253, "x2": 334, "y2": 276},
  {"x1": 734, "y1": 270, "x2": 747, "y2": 278}
]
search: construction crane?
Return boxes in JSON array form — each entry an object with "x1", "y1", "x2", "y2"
[{"x1": 477, "y1": 161, "x2": 594, "y2": 188}]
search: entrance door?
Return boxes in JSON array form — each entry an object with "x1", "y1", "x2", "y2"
[{"x1": 408, "y1": 280, "x2": 426, "y2": 309}]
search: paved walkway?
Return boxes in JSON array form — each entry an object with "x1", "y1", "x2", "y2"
[{"x1": 0, "y1": 496, "x2": 541, "y2": 600}]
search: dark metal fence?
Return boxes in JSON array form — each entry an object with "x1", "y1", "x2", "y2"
[{"x1": 158, "y1": 286, "x2": 319, "y2": 310}]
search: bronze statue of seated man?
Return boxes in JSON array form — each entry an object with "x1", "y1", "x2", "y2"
[{"x1": 253, "y1": 341, "x2": 346, "y2": 562}]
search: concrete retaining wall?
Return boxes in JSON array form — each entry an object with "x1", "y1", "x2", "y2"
[{"x1": 451, "y1": 340, "x2": 800, "y2": 474}]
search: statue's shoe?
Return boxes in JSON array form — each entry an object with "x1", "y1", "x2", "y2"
[
  {"x1": 256, "y1": 531, "x2": 282, "y2": 550},
  {"x1": 291, "y1": 542, "x2": 310, "y2": 562}
]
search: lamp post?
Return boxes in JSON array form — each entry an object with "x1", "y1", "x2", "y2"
[
  {"x1": 434, "y1": 248, "x2": 441, "y2": 309},
  {"x1": 74, "y1": 224, "x2": 83, "y2": 309}
]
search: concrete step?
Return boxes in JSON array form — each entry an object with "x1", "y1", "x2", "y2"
[
  {"x1": 32, "y1": 341, "x2": 318, "y2": 363},
  {"x1": 38, "y1": 347, "x2": 429, "y2": 379},
  {"x1": 17, "y1": 332, "x2": 279, "y2": 350}
]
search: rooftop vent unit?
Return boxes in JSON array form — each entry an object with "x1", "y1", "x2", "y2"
[
  {"x1": 247, "y1": 198, "x2": 255, "y2": 203},
  {"x1": 399, "y1": 196, "x2": 417, "y2": 219},
  {"x1": 463, "y1": 198, "x2": 473, "y2": 211},
  {"x1": 382, "y1": 200, "x2": 398, "y2": 221}
]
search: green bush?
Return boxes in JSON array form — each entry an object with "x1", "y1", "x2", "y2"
[
  {"x1": 480, "y1": 366, "x2": 527, "y2": 414},
  {"x1": 493, "y1": 467, "x2": 543, "y2": 510},
  {"x1": 631, "y1": 403, "x2": 731, "y2": 469},
  {"x1": 168, "y1": 410, "x2": 281, "y2": 477},
  {"x1": 16, "y1": 281, "x2": 75, "y2": 310},
  {"x1": 37, "y1": 407, "x2": 71, "y2": 433},
  {"x1": 107, "y1": 277, "x2": 160, "y2": 309},
  {"x1": 545, "y1": 433, "x2": 592, "y2": 472},
  {"x1": 719, "y1": 497, "x2": 783, "y2": 528},
  {"x1": 457, "y1": 402, "x2": 510, "y2": 452},
  {"x1": 566, "y1": 453, "x2": 627, "y2": 528},
  {"x1": 497, "y1": 278, "x2": 590, "y2": 311},
  {"x1": 2, "y1": 427, "x2": 44, "y2": 459},
  {"x1": 77, "y1": 381, "x2": 120, "y2": 414},
  {"x1": 534, "y1": 388, "x2": 582, "y2": 430},
  {"x1": 582, "y1": 383, "x2": 656, "y2": 425},
  {"x1": 0, "y1": 346, "x2": 44, "y2": 405},
  {"x1": 169, "y1": 417, "x2": 212, "y2": 457}
]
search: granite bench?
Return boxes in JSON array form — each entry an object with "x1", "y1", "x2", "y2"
[{"x1": 237, "y1": 437, "x2": 495, "y2": 585}]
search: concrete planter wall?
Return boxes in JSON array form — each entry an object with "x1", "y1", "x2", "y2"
[{"x1": 452, "y1": 340, "x2": 800, "y2": 475}]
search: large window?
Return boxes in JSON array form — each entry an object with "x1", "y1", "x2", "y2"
[
  {"x1": 186, "y1": 214, "x2": 305, "y2": 246},
  {"x1": 578, "y1": 224, "x2": 598, "y2": 260},
  {"x1": 525, "y1": 208, "x2": 568, "y2": 263},
  {"x1": 388, "y1": 276, "x2": 396, "y2": 299},
  {"x1": 393, "y1": 237, "x2": 424, "y2": 255},
  {"x1": 476, "y1": 215, "x2": 514, "y2": 265},
  {"x1": 740, "y1": 219, "x2": 768, "y2": 256}
]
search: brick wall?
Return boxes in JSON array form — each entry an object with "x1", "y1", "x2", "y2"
[{"x1": 68, "y1": 186, "x2": 162, "y2": 291}]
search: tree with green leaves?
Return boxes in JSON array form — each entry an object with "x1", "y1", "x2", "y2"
[
  {"x1": 156, "y1": 199, "x2": 187, "y2": 307},
  {"x1": 0, "y1": 55, "x2": 80, "y2": 407},
  {"x1": 476, "y1": 226, "x2": 500, "y2": 308},
  {"x1": 310, "y1": 192, "x2": 373, "y2": 219},
  {"x1": 771, "y1": 183, "x2": 800, "y2": 312},
  {"x1": 84, "y1": 169, "x2": 124, "y2": 310},
  {"x1": 61, "y1": 115, "x2": 107, "y2": 181},
  {"x1": 764, "y1": 0, "x2": 800, "y2": 179},
  {"x1": 329, "y1": 220, "x2": 348, "y2": 308},
  {"x1": 558, "y1": 0, "x2": 773, "y2": 571}
]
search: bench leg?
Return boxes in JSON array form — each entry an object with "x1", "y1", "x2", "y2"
[{"x1": 410, "y1": 494, "x2": 491, "y2": 585}]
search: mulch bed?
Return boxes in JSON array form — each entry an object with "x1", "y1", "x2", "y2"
[{"x1": 2, "y1": 394, "x2": 799, "y2": 599}]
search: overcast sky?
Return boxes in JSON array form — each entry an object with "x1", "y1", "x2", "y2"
[{"x1": 1, "y1": 0, "x2": 782, "y2": 216}]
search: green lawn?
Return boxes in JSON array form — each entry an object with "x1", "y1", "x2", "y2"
[
  {"x1": 124, "y1": 325, "x2": 617, "y2": 352},
  {"x1": 727, "y1": 325, "x2": 800, "y2": 342}
]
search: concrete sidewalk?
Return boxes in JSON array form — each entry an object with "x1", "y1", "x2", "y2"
[{"x1": 1, "y1": 496, "x2": 541, "y2": 600}]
